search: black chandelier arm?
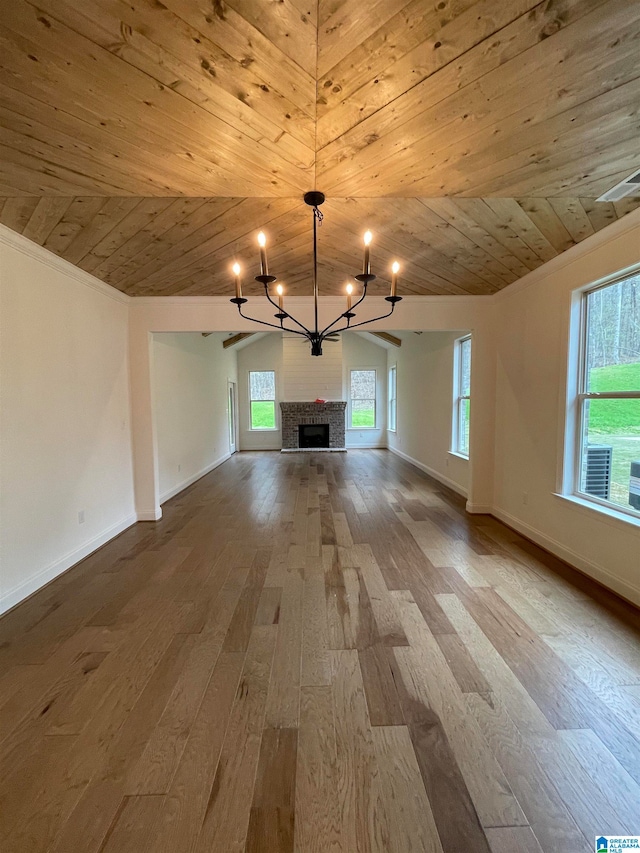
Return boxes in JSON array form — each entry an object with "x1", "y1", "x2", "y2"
[
  {"x1": 234, "y1": 301, "x2": 309, "y2": 337},
  {"x1": 319, "y1": 282, "x2": 368, "y2": 337},
  {"x1": 319, "y1": 300, "x2": 400, "y2": 338},
  {"x1": 260, "y1": 284, "x2": 314, "y2": 337}
]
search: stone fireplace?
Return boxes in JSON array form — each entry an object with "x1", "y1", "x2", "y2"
[{"x1": 280, "y1": 402, "x2": 347, "y2": 451}]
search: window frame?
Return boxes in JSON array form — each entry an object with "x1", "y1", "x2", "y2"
[
  {"x1": 349, "y1": 368, "x2": 377, "y2": 430},
  {"x1": 248, "y1": 369, "x2": 278, "y2": 431},
  {"x1": 452, "y1": 335, "x2": 471, "y2": 458},
  {"x1": 571, "y1": 275, "x2": 640, "y2": 520},
  {"x1": 388, "y1": 364, "x2": 397, "y2": 433}
]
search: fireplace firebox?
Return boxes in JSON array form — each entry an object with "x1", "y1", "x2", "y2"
[{"x1": 298, "y1": 424, "x2": 330, "y2": 448}]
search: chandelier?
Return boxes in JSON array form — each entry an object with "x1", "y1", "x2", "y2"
[{"x1": 230, "y1": 191, "x2": 403, "y2": 356}]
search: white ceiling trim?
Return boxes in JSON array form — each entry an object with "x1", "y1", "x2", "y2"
[{"x1": 0, "y1": 224, "x2": 131, "y2": 306}]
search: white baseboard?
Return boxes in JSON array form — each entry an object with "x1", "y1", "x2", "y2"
[
  {"x1": 387, "y1": 446, "x2": 468, "y2": 498},
  {"x1": 137, "y1": 508, "x2": 163, "y2": 521},
  {"x1": 491, "y1": 506, "x2": 640, "y2": 608},
  {"x1": 0, "y1": 513, "x2": 138, "y2": 615},
  {"x1": 346, "y1": 444, "x2": 387, "y2": 450},
  {"x1": 466, "y1": 502, "x2": 493, "y2": 514},
  {"x1": 160, "y1": 452, "x2": 232, "y2": 504}
]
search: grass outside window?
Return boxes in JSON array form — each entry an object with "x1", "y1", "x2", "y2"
[
  {"x1": 350, "y1": 370, "x2": 376, "y2": 429},
  {"x1": 580, "y1": 362, "x2": 640, "y2": 510},
  {"x1": 249, "y1": 370, "x2": 277, "y2": 430},
  {"x1": 250, "y1": 400, "x2": 276, "y2": 430},
  {"x1": 576, "y1": 273, "x2": 640, "y2": 518}
]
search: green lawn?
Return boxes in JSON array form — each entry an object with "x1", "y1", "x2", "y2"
[
  {"x1": 588, "y1": 362, "x2": 640, "y2": 434},
  {"x1": 250, "y1": 400, "x2": 276, "y2": 429},
  {"x1": 586, "y1": 362, "x2": 640, "y2": 508},
  {"x1": 351, "y1": 408, "x2": 375, "y2": 428}
]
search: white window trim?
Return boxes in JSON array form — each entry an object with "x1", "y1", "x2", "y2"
[
  {"x1": 388, "y1": 363, "x2": 397, "y2": 433},
  {"x1": 452, "y1": 335, "x2": 471, "y2": 458},
  {"x1": 349, "y1": 368, "x2": 377, "y2": 430},
  {"x1": 561, "y1": 267, "x2": 640, "y2": 523},
  {"x1": 248, "y1": 369, "x2": 279, "y2": 431}
]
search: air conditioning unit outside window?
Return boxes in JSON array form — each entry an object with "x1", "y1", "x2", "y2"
[
  {"x1": 630, "y1": 460, "x2": 640, "y2": 510},
  {"x1": 584, "y1": 444, "x2": 612, "y2": 500}
]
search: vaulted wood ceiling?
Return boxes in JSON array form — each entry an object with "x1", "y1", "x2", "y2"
[{"x1": 0, "y1": 0, "x2": 639, "y2": 296}]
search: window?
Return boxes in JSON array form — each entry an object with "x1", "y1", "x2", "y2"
[
  {"x1": 350, "y1": 369, "x2": 376, "y2": 428},
  {"x1": 249, "y1": 370, "x2": 276, "y2": 429},
  {"x1": 575, "y1": 274, "x2": 640, "y2": 517},
  {"x1": 453, "y1": 336, "x2": 471, "y2": 457},
  {"x1": 388, "y1": 365, "x2": 397, "y2": 431}
]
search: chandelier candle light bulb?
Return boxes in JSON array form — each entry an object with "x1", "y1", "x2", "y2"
[
  {"x1": 257, "y1": 231, "x2": 268, "y2": 276},
  {"x1": 346, "y1": 282, "x2": 354, "y2": 310},
  {"x1": 391, "y1": 261, "x2": 400, "y2": 297},
  {"x1": 276, "y1": 283, "x2": 284, "y2": 311},
  {"x1": 232, "y1": 262, "x2": 242, "y2": 299},
  {"x1": 363, "y1": 230, "x2": 372, "y2": 275}
]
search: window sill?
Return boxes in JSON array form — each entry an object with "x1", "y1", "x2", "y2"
[
  {"x1": 448, "y1": 451, "x2": 469, "y2": 461},
  {"x1": 554, "y1": 493, "x2": 640, "y2": 530},
  {"x1": 387, "y1": 428, "x2": 397, "y2": 434},
  {"x1": 248, "y1": 428, "x2": 279, "y2": 432}
]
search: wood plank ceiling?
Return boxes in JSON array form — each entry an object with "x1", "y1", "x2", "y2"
[{"x1": 0, "y1": 0, "x2": 639, "y2": 297}]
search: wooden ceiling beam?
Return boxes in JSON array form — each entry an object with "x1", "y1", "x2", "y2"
[
  {"x1": 370, "y1": 332, "x2": 402, "y2": 348},
  {"x1": 222, "y1": 333, "x2": 256, "y2": 349}
]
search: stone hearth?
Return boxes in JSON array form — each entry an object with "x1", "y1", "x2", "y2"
[{"x1": 280, "y1": 402, "x2": 347, "y2": 451}]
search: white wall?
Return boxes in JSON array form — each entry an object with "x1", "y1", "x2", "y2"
[
  {"x1": 283, "y1": 334, "x2": 343, "y2": 401},
  {"x1": 153, "y1": 333, "x2": 237, "y2": 502},
  {"x1": 386, "y1": 332, "x2": 470, "y2": 497},
  {"x1": 343, "y1": 333, "x2": 387, "y2": 448},
  {"x1": 237, "y1": 333, "x2": 283, "y2": 450},
  {"x1": 492, "y1": 213, "x2": 640, "y2": 605},
  {"x1": 0, "y1": 228, "x2": 135, "y2": 614}
]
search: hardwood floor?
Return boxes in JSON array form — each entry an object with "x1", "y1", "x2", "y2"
[{"x1": 1, "y1": 449, "x2": 639, "y2": 853}]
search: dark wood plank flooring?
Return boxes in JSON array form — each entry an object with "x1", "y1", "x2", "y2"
[{"x1": 1, "y1": 450, "x2": 639, "y2": 853}]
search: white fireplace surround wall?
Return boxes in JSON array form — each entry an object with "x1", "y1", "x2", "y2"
[
  {"x1": 280, "y1": 401, "x2": 347, "y2": 451},
  {"x1": 282, "y1": 335, "x2": 343, "y2": 401}
]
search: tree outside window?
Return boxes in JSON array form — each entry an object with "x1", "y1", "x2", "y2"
[
  {"x1": 249, "y1": 370, "x2": 276, "y2": 429},
  {"x1": 576, "y1": 274, "x2": 640, "y2": 516},
  {"x1": 350, "y1": 370, "x2": 376, "y2": 428}
]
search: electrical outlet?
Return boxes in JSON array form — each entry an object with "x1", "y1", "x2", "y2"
[
  {"x1": 522, "y1": 492, "x2": 529, "y2": 505},
  {"x1": 78, "y1": 510, "x2": 85, "y2": 524},
  {"x1": 178, "y1": 464, "x2": 181, "y2": 472}
]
